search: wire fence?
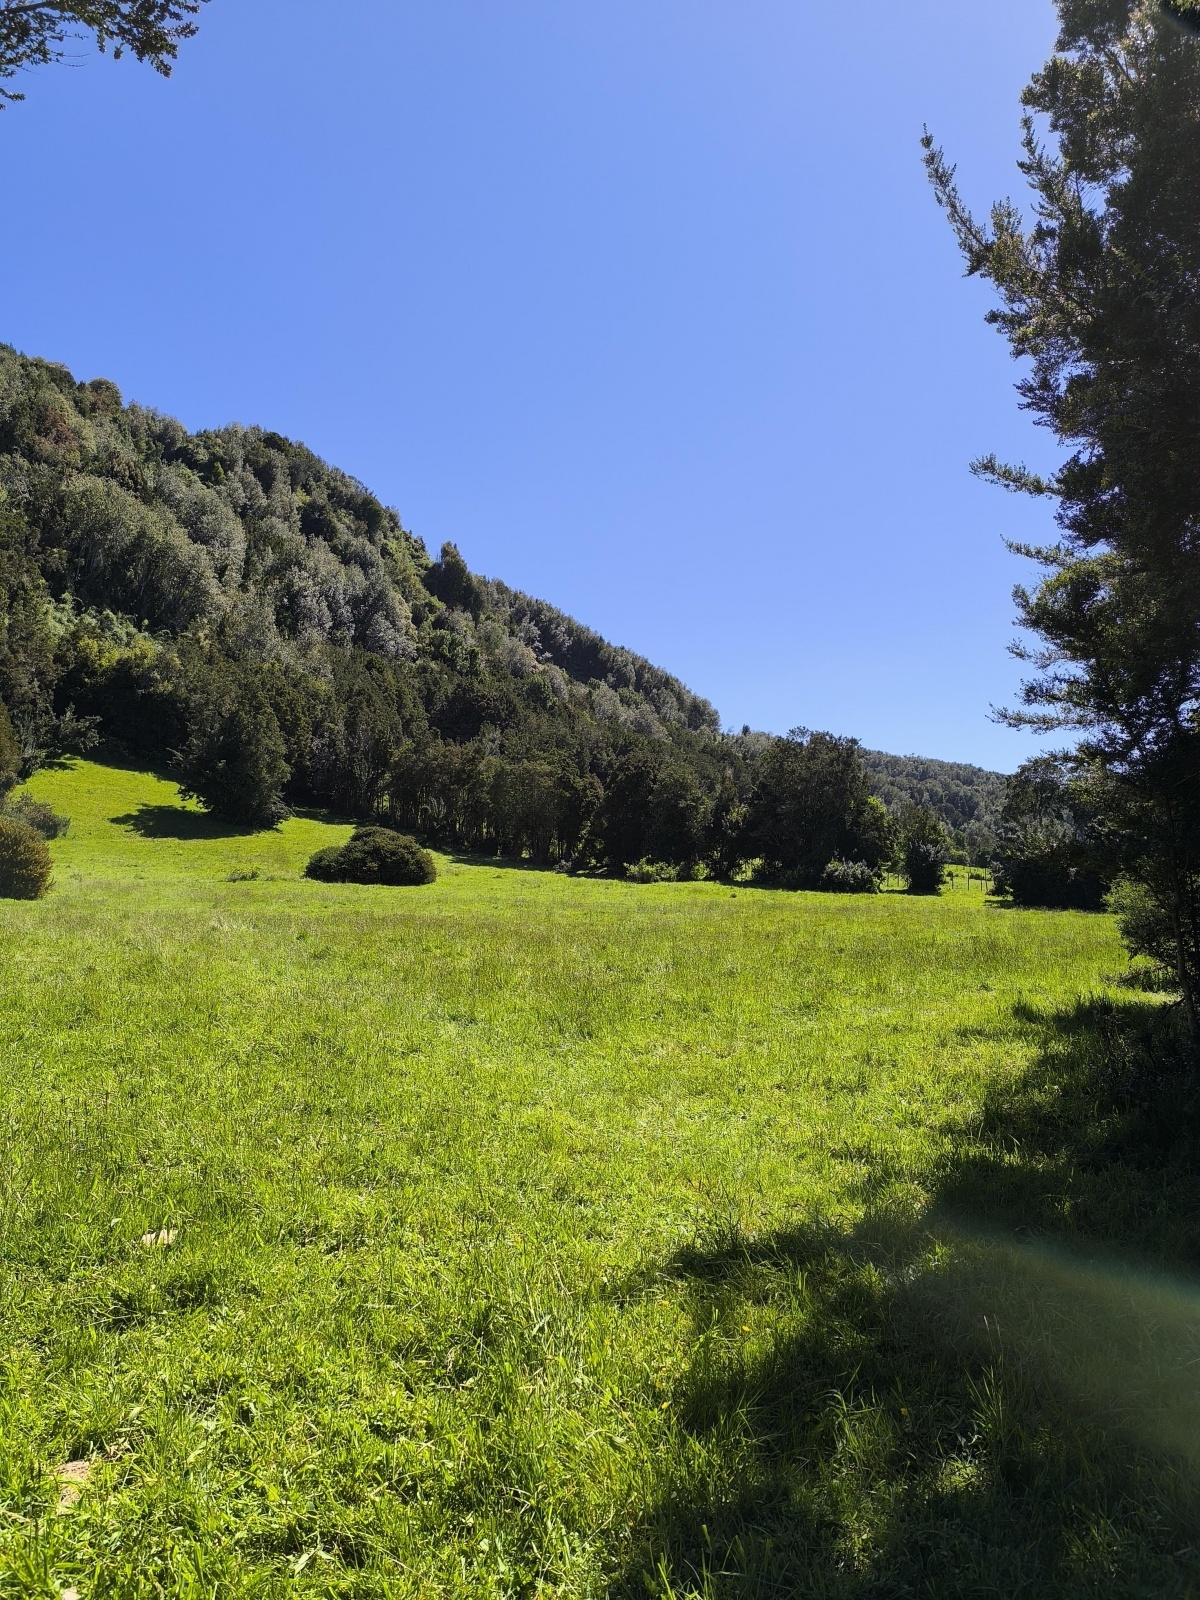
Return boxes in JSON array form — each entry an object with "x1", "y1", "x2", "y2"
[{"x1": 881, "y1": 869, "x2": 995, "y2": 894}]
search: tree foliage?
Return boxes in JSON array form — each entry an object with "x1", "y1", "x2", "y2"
[
  {"x1": 0, "y1": 702, "x2": 18, "y2": 792},
  {"x1": 926, "y1": 1, "x2": 1200, "y2": 1039},
  {"x1": 993, "y1": 757, "x2": 1108, "y2": 909},
  {"x1": 177, "y1": 671, "x2": 290, "y2": 827},
  {"x1": 862, "y1": 749, "x2": 1003, "y2": 863},
  {"x1": 306, "y1": 827, "x2": 436, "y2": 888},
  {"x1": 0, "y1": 1, "x2": 207, "y2": 104},
  {"x1": 741, "y1": 731, "x2": 894, "y2": 888},
  {"x1": 0, "y1": 815, "x2": 51, "y2": 897},
  {"x1": 819, "y1": 858, "x2": 879, "y2": 894},
  {"x1": 901, "y1": 807, "x2": 950, "y2": 895}
]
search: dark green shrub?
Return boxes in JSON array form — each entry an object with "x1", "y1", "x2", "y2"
[
  {"x1": 902, "y1": 807, "x2": 950, "y2": 894},
  {"x1": 625, "y1": 859, "x2": 680, "y2": 883},
  {"x1": 995, "y1": 856, "x2": 1107, "y2": 910},
  {"x1": 992, "y1": 758, "x2": 1108, "y2": 908},
  {"x1": 819, "y1": 858, "x2": 878, "y2": 894},
  {"x1": 0, "y1": 817, "x2": 52, "y2": 899},
  {"x1": 304, "y1": 829, "x2": 436, "y2": 887},
  {"x1": 339, "y1": 828, "x2": 436, "y2": 885},
  {"x1": 304, "y1": 845, "x2": 346, "y2": 883},
  {"x1": 905, "y1": 841, "x2": 947, "y2": 894},
  {"x1": 2, "y1": 794, "x2": 69, "y2": 839}
]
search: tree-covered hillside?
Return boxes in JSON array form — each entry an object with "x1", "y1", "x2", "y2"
[
  {"x1": 862, "y1": 751, "x2": 1006, "y2": 862},
  {"x1": 0, "y1": 345, "x2": 998, "y2": 877}
]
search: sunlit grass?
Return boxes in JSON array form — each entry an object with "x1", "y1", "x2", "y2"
[{"x1": 0, "y1": 761, "x2": 1194, "y2": 1597}]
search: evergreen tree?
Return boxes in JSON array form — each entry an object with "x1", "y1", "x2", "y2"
[
  {"x1": 742, "y1": 730, "x2": 882, "y2": 888},
  {"x1": 901, "y1": 806, "x2": 950, "y2": 895},
  {"x1": 178, "y1": 676, "x2": 290, "y2": 826},
  {"x1": 925, "y1": 1, "x2": 1200, "y2": 1042},
  {"x1": 994, "y1": 757, "x2": 1108, "y2": 909}
]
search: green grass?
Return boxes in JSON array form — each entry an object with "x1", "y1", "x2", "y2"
[{"x1": 0, "y1": 760, "x2": 1197, "y2": 1598}]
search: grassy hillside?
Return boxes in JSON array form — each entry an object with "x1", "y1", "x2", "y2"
[{"x1": 0, "y1": 763, "x2": 1197, "y2": 1597}]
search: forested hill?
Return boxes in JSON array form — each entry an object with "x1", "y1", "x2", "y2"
[
  {"x1": 862, "y1": 751, "x2": 1005, "y2": 860},
  {"x1": 0, "y1": 345, "x2": 999, "y2": 876},
  {"x1": 0, "y1": 348, "x2": 715, "y2": 731}
]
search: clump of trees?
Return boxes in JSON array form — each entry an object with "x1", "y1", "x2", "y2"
[
  {"x1": 862, "y1": 750, "x2": 1003, "y2": 864},
  {"x1": 739, "y1": 731, "x2": 895, "y2": 889},
  {"x1": 991, "y1": 759, "x2": 1107, "y2": 910},
  {"x1": 927, "y1": 0, "x2": 1200, "y2": 1040}
]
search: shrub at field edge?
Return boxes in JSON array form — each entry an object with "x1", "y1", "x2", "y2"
[{"x1": 0, "y1": 816, "x2": 53, "y2": 899}]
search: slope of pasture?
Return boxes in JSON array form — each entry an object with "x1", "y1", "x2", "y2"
[{"x1": 0, "y1": 762, "x2": 1196, "y2": 1598}]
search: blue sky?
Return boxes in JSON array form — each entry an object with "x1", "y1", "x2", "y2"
[{"x1": 0, "y1": 0, "x2": 1064, "y2": 768}]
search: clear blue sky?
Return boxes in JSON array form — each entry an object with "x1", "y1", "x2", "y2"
[{"x1": 0, "y1": 0, "x2": 1064, "y2": 768}]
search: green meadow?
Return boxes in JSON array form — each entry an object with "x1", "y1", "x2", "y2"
[{"x1": 0, "y1": 761, "x2": 1197, "y2": 1598}]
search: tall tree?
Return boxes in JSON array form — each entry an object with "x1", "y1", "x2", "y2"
[
  {"x1": 742, "y1": 730, "x2": 884, "y2": 888},
  {"x1": 0, "y1": 1, "x2": 206, "y2": 104},
  {"x1": 924, "y1": 1, "x2": 1200, "y2": 1044}
]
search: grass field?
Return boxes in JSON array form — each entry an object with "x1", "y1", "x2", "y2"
[{"x1": 0, "y1": 761, "x2": 1197, "y2": 1598}]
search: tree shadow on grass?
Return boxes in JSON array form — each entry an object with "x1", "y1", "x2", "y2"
[
  {"x1": 111, "y1": 805, "x2": 265, "y2": 841},
  {"x1": 933, "y1": 994, "x2": 1199, "y2": 1265},
  {"x1": 610, "y1": 998, "x2": 1200, "y2": 1598}
]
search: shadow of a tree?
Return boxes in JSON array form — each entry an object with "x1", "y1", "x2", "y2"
[
  {"x1": 111, "y1": 805, "x2": 265, "y2": 841},
  {"x1": 611, "y1": 998, "x2": 1200, "y2": 1597},
  {"x1": 933, "y1": 994, "x2": 1199, "y2": 1262}
]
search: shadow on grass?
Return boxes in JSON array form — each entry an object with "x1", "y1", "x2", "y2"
[
  {"x1": 612, "y1": 998, "x2": 1200, "y2": 1598},
  {"x1": 111, "y1": 805, "x2": 266, "y2": 841},
  {"x1": 443, "y1": 849, "x2": 559, "y2": 875},
  {"x1": 932, "y1": 995, "x2": 1198, "y2": 1262}
]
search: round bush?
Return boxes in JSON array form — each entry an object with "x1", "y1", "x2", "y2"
[
  {"x1": 625, "y1": 859, "x2": 680, "y2": 884},
  {"x1": 303, "y1": 845, "x2": 346, "y2": 883},
  {"x1": 339, "y1": 828, "x2": 436, "y2": 885},
  {"x1": 304, "y1": 828, "x2": 436, "y2": 887},
  {"x1": 0, "y1": 817, "x2": 52, "y2": 900},
  {"x1": 819, "y1": 857, "x2": 878, "y2": 894}
]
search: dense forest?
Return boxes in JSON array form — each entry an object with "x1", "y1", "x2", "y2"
[{"x1": 0, "y1": 345, "x2": 999, "y2": 885}]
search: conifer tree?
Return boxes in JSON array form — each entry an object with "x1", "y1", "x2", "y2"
[{"x1": 925, "y1": 1, "x2": 1200, "y2": 1044}]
